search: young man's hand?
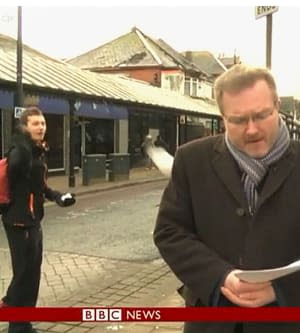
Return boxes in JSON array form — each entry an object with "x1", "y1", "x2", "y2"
[{"x1": 55, "y1": 193, "x2": 76, "y2": 207}]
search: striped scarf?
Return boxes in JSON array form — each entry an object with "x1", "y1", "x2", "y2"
[{"x1": 225, "y1": 118, "x2": 290, "y2": 214}]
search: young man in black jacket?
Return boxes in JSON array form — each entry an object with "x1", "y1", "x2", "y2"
[{"x1": 0, "y1": 107, "x2": 76, "y2": 333}]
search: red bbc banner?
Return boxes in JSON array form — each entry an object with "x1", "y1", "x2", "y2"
[{"x1": 1, "y1": 307, "x2": 300, "y2": 322}]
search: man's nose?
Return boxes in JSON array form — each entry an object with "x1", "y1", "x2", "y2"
[{"x1": 245, "y1": 118, "x2": 259, "y2": 134}]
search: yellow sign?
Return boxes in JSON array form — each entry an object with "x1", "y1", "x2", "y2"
[{"x1": 255, "y1": 6, "x2": 279, "y2": 19}]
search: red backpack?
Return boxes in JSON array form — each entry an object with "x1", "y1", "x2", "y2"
[{"x1": 0, "y1": 158, "x2": 10, "y2": 213}]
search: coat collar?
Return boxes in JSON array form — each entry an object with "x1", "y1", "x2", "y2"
[
  {"x1": 12, "y1": 131, "x2": 47, "y2": 157},
  {"x1": 211, "y1": 135, "x2": 248, "y2": 208},
  {"x1": 258, "y1": 142, "x2": 297, "y2": 208},
  {"x1": 211, "y1": 135, "x2": 297, "y2": 211}
]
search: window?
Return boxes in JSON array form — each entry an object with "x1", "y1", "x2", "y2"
[
  {"x1": 184, "y1": 77, "x2": 190, "y2": 95},
  {"x1": 85, "y1": 119, "x2": 114, "y2": 155},
  {"x1": 191, "y1": 78, "x2": 197, "y2": 97}
]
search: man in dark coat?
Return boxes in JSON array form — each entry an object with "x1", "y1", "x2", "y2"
[
  {"x1": 0, "y1": 107, "x2": 76, "y2": 333},
  {"x1": 154, "y1": 64, "x2": 300, "y2": 333}
]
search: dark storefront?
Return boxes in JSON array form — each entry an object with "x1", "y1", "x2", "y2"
[
  {"x1": 0, "y1": 90, "x2": 127, "y2": 172},
  {"x1": 178, "y1": 115, "x2": 221, "y2": 145},
  {"x1": 44, "y1": 114, "x2": 64, "y2": 170},
  {"x1": 128, "y1": 109, "x2": 177, "y2": 167},
  {"x1": 33, "y1": 95, "x2": 68, "y2": 171},
  {"x1": 84, "y1": 118, "x2": 114, "y2": 155}
]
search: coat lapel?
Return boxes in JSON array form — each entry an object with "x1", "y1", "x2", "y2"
[
  {"x1": 211, "y1": 137, "x2": 248, "y2": 208},
  {"x1": 258, "y1": 143, "x2": 297, "y2": 208}
]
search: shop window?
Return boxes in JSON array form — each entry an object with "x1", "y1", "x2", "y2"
[
  {"x1": 85, "y1": 119, "x2": 114, "y2": 155},
  {"x1": 44, "y1": 114, "x2": 63, "y2": 170}
]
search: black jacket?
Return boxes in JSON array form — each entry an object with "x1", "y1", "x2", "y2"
[{"x1": 2, "y1": 131, "x2": 60, "y2": 227}]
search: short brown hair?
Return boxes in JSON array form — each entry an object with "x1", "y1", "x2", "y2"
[
  {"x1": 214, "y1": 64, "x2": 278, "y2": 114},
  {"x1": 19, "y1": 106, "x2": 44, "y2": 126}
]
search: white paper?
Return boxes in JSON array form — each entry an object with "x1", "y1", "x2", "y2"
[{"x1": 235, "y1": 259, "x2": 300, "y2": 283}]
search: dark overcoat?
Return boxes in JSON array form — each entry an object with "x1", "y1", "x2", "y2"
[{"x1": 154, "y1": 134, "x2": 300, "y2": 333}]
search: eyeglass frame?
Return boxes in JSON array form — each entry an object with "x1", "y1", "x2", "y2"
[{"x1": 223, "y1": 106, "x2": 276, "y2": 126}]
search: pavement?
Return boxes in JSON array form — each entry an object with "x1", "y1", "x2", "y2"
[{"x1": 0, "y1": 167, "x2": 184, "y2": 333}]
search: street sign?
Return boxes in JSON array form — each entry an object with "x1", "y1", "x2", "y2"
[
  {"x1": 255, "y1": 6, "x2": 279, "y2": 19},
  {"x1": 14, "y1": 106, "x2": 26, "y2": 118},
  {"x1": 179, "y1": 115, "x2": 186, "y2": 124}
]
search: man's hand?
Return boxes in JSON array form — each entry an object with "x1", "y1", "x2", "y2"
[
  {"x1": 55, "y1": 193, "x2": 76, "y2": 207},
  {"x1": 221, "y1": 269, "x2": 276, "y2": 307}
]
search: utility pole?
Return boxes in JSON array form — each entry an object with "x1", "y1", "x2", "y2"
[
  {"x1": 255, "y1": 6, "x2": 279, "y2": 70},
  {"x1": 68, "y1": 99, "x2": 76, "y2": 187},
  {"x1": 16, "y1": 6, "x2": 23, "y2": 107}
]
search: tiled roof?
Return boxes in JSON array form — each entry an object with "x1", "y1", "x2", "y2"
[
  {"x1": 67, "y1": 29, "x2": 177, "y2": 69},
  {"x1": 67, "y1": 27, "x2": 206, "y2": 76},
  {"x1": 182, "y1": 51, "x2": 227, "y2": 77},
  {"x1": 155, "y1": 39, "x2": 207, "y2": 75},
  {"x1": 0, "y1": 34, "x2": 220, "y2": 117},
  {"x1": 67, "y1": 31, "x2": 157, "y2": 69}
]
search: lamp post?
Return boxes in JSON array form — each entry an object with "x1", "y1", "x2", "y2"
[
  {"x1": 16, "y1": 6, "x2": 23, "y2": 108},
  {"x1": 68, "y1": 99, "x2": 76, "y2": 187}
]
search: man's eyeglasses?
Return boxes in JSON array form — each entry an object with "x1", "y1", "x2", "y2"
[{"x1": 224, "y1": 108, "x2": 275, "y2": 126}]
